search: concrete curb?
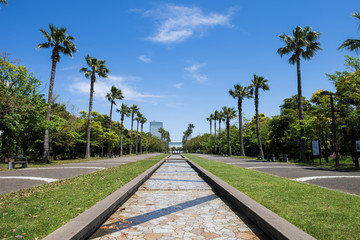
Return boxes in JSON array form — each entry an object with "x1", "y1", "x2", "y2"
[
  {"x1": 44, "y1": 159, "x2": 166, "y2": 240},
  {"x1": 186, "y1": 158, "x2": 316, "y2": 240}
]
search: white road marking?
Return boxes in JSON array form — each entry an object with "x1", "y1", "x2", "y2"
[
  {"x1": 19, "y1": 167, "x2": 105, "y2": 170},
  {"x1": 0, "y1": 176, "x2": 58, "y2": 183},
  {"x1": 294, "y1": 176, "x2": 360, "y2": 182},
  {"x1": 247, "y1": 166, "x2": 302, "y2": 169}
]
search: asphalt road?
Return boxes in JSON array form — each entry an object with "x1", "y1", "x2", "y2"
[
  {"x1": 0, "y1": 153, "x2": 162, "y2": 195},
  {"x1": 191, "y1": 153, "x2": 360, "y2": 197}
]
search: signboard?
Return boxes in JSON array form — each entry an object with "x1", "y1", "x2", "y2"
[
  {"x1": 312, "y1": 140, "x2": 320, "y2": 156},
  {"x1": 356, "y1": 140, "x2": 360, "y2": 153}
]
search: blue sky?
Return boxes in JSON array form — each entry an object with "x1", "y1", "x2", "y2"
[{"x1": 1, "y1": 0, "x2": 359, "y2": 141}]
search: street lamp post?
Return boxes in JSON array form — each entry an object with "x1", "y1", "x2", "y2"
[{"x1": 320, "y1": 90, "x2": 339, "y2": 168}]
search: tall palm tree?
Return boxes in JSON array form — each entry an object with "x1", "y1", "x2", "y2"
[
  {"x1": 105, "y1": 86, "x2": 123, "y2": 157},
  {"x1": 339, "y1": 12, "x2": 360, "y2": 53},
  {"x1": 213, "y1": 110, "x2": 218, "y2": 154},
  {"x1": 37, "y1": 24, "x2": 77, "y2": 163},
  {"x1": 206, "y1": 115, "x2": 212, "y2": 135},
  {"x1": 222, "y1": 106, "x2": 237, "y2": 156},
  {"x1": 116, "y1": 103, "x2": 130, "y2": 157},
  {"x1": 129, "y1": 104, "x2": 139, "y2": 155},
  {"x1": 277, "y1": 26, "x2": 321, "y2": 162},
  {"x1": 229, "y1": 84, "x2": 252, "y2": 156},
  {"x1": 216, "y1": 111, "x2": 224, "y2": 154},
  {"x1": 139, "y1": 115, "x2": 147, "y2": 154},
  {"x1": 80, "y1": 55, "x2": 110, "y2": 159},
  {"x1": 250, "y1": 74, "x2": 269, "y2": 160},
  {"x1": 134, "y1": 112, "x2": 143, "y2": 155}
]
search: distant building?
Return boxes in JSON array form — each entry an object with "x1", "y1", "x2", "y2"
[{"x1": 150, "y1": 121, "x2": 163, "y2": 138}]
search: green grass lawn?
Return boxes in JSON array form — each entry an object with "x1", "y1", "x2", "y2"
[
  {"x1": 184, "y1": 154, "x2": 360, "y2": 240},
  {"x1": 0, "y1": 153, "x2": 161, "y2": 172},
  {"x1": 0, "y1": 154, "x2": 166, "y2": 239}
]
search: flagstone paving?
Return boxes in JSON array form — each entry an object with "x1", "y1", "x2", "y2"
[{"x1": 90, "y1": 157, "x2": 266, "y2": 239}]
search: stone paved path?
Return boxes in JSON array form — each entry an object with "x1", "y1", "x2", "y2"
[{"x1": 90, "y1": 156, "x2": 266, "y2": 239}]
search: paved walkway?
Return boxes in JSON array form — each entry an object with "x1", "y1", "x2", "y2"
[
  {"x1": 192, "y1": 154, "x2": 360, "y2": 196},
  {"x1": 0, "y1": 153, "x2": 161, "y2": 194},
  {"x1": 90, "y1": 155, "x2": 266, "y2": 239}
]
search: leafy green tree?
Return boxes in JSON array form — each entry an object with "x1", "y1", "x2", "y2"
[
  {"x1": 129, "y1": 104, "x2": 139, "y2": 154},
  {"x1": 37, "y1": 24, "x2": 77, "y2": 163},
  {"x1": 0, "y1": 56, "x2": 45, "y2": 160},
  {"x1": 105, "y1": 86, "x2": 123, "y2": 157},
  {"x1": 222, "y1": 106, "x2": 237, "y2": 156},
  {"x1": 339, "y1": 12, "x2": 360, "y2": 53},
  {"x1": 250, "y1": 74, "x2": 269, "y2": 160},
  {"x1": 277, "y1": 26, "x2": 321, "y2": 162},
  {"x1": 229, "y1": 84, "x2": 252, "y2": 156},
  {"x1": 116, "y1": 103, "x2": 130, "y2": 156},
  {"x1": 80, "y1": 55, "x2": 110, "y2": 158}
]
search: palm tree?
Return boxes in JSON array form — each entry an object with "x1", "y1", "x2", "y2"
[
  {"x1": 105, "y1": 86, "x2": 123, "y2": 157},
  {"x1": 206, "y1": 115, "x2": 212, "y2": 135},
  {"x1": 229, "y1": 84, "x2": 252, "y2": 156},
  {"x1": 134, "y1": 112, "x2": 143, "y2": 155},
  {"x1": 339, "y1": 12, "x2": 360, "y2": 53},
  {"x1": 116, "y1": 103, "x2": 130, "y2": 157},
  {"x1": 216, "y1": 111, "x2": 224, "y2": 154},
  {"x1": 213, "y1": 110, "x2": 218, "y2": 154},
  {"x1": 222, "y1": 106, "x2": 237, "y2": 156},
  {"x1": 38, "y1": 24, "x2": 77, "y2": 163},
  {"x1": 139, "y1": 115, "x2": 147, "y2": 154},
  {"x1": 250, "y1": 74, "x2": 269, "y2": 160},
  {"x1": 129, "y1": 104, "x2": 139, "y2": 155},
  {"x1": 277, "y1": 26, "x2": 321, "y2": 162},
  {"x1": 80, "y1": 55, "x2": 110, "y2": 158}
]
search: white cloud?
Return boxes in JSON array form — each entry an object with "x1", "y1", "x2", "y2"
[
  {"x1": 145, "y1": 5, "x2": 231, "y2": 43},
  {"x1": 173, "y1": 83, "x2": 183, "y2": 88},
  {"x1": 184, "y1": 63, "x2": 208, "y2": 83},
  {"x1": 138, "y1": 55, "x2": 152, "y2": 63},
  {"x1": 69, "y1": 74, "x2": 164, "y2": 102}
]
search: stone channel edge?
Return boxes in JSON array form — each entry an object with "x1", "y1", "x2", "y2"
[
  {"x1": 185, "y1": 157, "x2": 316, "y2": 240},
  {"x1": 43, "y1": 158, "x2": 166, "y2": 240}
]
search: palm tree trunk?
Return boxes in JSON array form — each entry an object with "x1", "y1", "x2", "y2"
[
  {"x1": 140, "y1": 124, "x2": 143, "y2": 154},
  {"x1": 120, "y1": 116, "x2": 124, "y2": 157},
  {"x1": 43, "y1": 52, "x2": 58, "y2": 163},
  {"x1": 214, "y1": 119, "x2": 217, "y2": 154},
  {"x1": 219, "y1": 119, "x2": 222, "y2": 154},
  {"x1": 210, "y1": 120, "x2": 212, "y2": 135},
  {"x1": 238, "y1": 99, "x2": 245, "y2": 156},
  {"x1": 227, "y1": 119, "x2": 231, "y2": 156},
  {"x1": 85, "y1": 74, "x2": 95, "y2": 159},
  {"x1": 135, "y1": 120, "x2": 139, "y2": 154},
  {"x1": 101, "y1": 125, "x2": 104, "y2": 158},
  {"x1": 107, "y1": 102, "x2": 113, "y2": 158},
  {"x1": 297, "y1": 57, "x2": 306, "y2": 162},
  {"x1": 255, "y1": 88, "x2": 264, "y2": 159},
  {"x1": 130, "y1": 113, "x2": 134, "y2": 154}
]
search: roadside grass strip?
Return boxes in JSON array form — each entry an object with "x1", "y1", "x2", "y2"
[
  {"x1": 0, "y1": 154, "x2": 166, "y2": 239},
  {"x1": 184, "y1": 154, "x2": 360, "y2": 240}
]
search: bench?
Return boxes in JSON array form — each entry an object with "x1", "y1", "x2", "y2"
[
  {"x1": 266, "y1": 154, "x2": 275, "y2": 162},
  {"x1": 8, "y1": 156, "x2": 28, "y2": 169},
  {"x1": 278, "y1": 154, "x2": 288, "y2": 162}
]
